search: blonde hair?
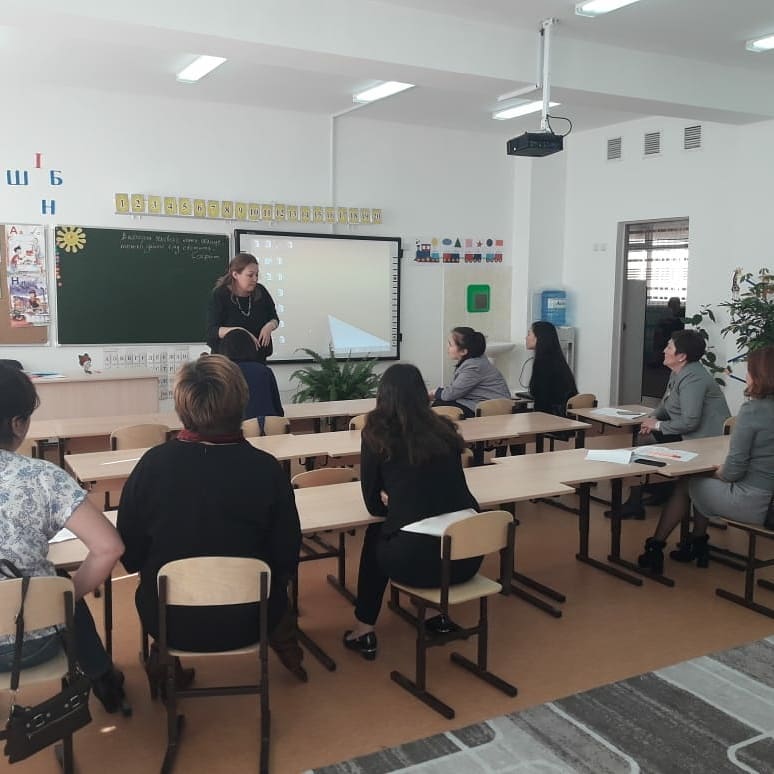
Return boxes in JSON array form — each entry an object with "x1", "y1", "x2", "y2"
[{"x1": 174, "y1": 355, "x2": 247, "y2": 434}]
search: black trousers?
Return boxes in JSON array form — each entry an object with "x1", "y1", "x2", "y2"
[{"x1": 354, "y1": 524, "x2": 483, "y2": 626}]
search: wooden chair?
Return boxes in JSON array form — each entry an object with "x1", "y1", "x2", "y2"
[
  {"x1": 547, "y1": 393, "x2": 597, "y2": 451},
  {"x1": 715, "y1": 496, "x2": 774, "y2": 619},
  {"x1": 106, "y1": 423, "x2": 168, "y2": 509},
  {"x1": 388, "y1": 510, "x2": 517, "y2": 719},
  {"x1": 0, "y1": 576, "x2": 81, "y2": 773},
  {"x1": 475, "y1": 398, "x2": 517, "y2": 459},
  {"x1": 460, "y1": 448, "x2": 474, "y2": 468},
  {"x1": 17, "y1": 437, "x2": 37, "y2": 457},
  {"x1": 156, "y1": 557, "x2": 272, "y2": 774},
  {"x1": 242, "y1": 416, "x2": 290, "y2": 438},
  {"x1": 348, "y1": 413, "x2": 369, "y2": 430},
  {"x1": 432, "y1": 405, "x2": 464, "y2": 421}
]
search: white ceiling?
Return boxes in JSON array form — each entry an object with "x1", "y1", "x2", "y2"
[{"x1": 4, "y1": 0, "x2": 774, "y2": 137}]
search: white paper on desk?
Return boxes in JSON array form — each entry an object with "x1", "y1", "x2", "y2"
[
  {"x1": 49, "y1": 528, "x2": 76, "y2": 544},
  {"x1": 585, "y1": 449, "x2": 634, "y2": 465},
  {"x1": 592, "y1": 408, "x2": 649, "y2": 419},
  {"x1": 401, "y1": 508, "x2": 477, "y2": 537},
  {"x1": 634, "y1": 446, "x2": 698, "y2": 463}
]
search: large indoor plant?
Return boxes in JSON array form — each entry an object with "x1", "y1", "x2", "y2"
[
  {"x1": 688, "y1": 268, "x2": 774, "y2": 384},
  {"x1": 289, "y1": 347, "x2": 379, "y2": 403}
]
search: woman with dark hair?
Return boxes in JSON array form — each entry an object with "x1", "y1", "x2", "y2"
[
  {"x1": 220, "y1": 329, "x2": 284, "y2": 428},
  {"x1": 206, "y1": 253, "x2": 279, "y2": 362},
  {"x1": 117, "y1": 355, "x2": 305, "y2": 685},
  {"x1": 525, "y1": 321, "x2": 577, "y2": 416},
  {"x1": 431, "y1": 326, "x2": 511, "y2": 418},
  {"x1": 638, "y1": 345, "x2": 774, "y2": 573},
  {"x1": 0, "y1": 364, "x2": 127, "y2": 712},
  {"x1": 344, "y1": 364, "x2": 481, "y2": 659}
]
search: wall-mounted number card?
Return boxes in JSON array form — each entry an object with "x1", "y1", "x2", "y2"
[
  {"x1": 287, "y1": 205, "x2": 298, "y2": 222},
  {"x1": 179, "y1": 198, "x2": 192, "y2": 216},
  {"x1": 337, "y1": 207, "x2": 348, "y2": 224},
  {"x1": 221, "y1": 201, "x2": 234, "y2": 218},
  {"x1": 193, "y1": 199, "x2": 206, "y2": 217},
  {"x1": 164, "y1": 197, "x2": 178, "y2": 215},
  {"x1": 261, "y1": 204, "x2": 274, "y2": 220},
  {"x1": 131, "y1": 194, "x2": 146, "y2": 213},
  {"x1": 207, "y1": 201, "x2": 220, "y2": 218},
  {"x1": 148, "y1": 196, "x2": 162, "y2": 214},
  {"x1": 325, "y1": 207, "x2": 336, "y2": 223},
  {"x1": 313, "y1": 206, "x2": 324, "y2": 223},
  {"x1": 348, "y1": 207, "x2": 360, "y2": 224},
  {"x1": 115, "y1": 193, "x2": 130, "y2": 213},
  {"x1": 235, "y1": 202, "x2": 247, "y2": 220},
  {"x1": 360, "y1": 208, "x2": 372, "y2": 223},
  {"x1": 248, "y1": 203, "x2": 261, "y2": 220},
  {"x1": 301, "y1": 206, "x2": 311, "y2": 222},
  {"x1": 372, "y1": 208, "x2": 382, "y2": 224},
  {"x1": 275, "y1": 204, "x2": 286, "y2": 221}
]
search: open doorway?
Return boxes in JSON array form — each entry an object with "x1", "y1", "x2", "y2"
[{"x1": 618, "y1": 218, "x2": 689, "y2": 403}]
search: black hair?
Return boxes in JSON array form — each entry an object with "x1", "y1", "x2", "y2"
[
  {"x1": 450, "y1": 326, "x2": 486, "y2": 361},
  {"x1": 0, "y1": 364, "x2": 40, "y2": 445},
  {"x1": 672, "y1": 329, "x2": 706, "y2": 363},
  {"x1": 220, "y1": 329, "x2": 259, "y2": 362},
  {"x1": 362, "y1": 363, "x2": 464, "y2": 465}
]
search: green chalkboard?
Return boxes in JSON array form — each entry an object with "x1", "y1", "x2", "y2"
[{"x1": 55, "y1": 226, "x2": 229, "y2": 344}]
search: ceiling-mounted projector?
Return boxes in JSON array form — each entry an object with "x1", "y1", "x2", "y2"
[{"x1": 507, "y1": 131, "x2": 563, "y2": 157}]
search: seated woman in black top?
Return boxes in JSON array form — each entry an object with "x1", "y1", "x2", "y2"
[
  {"x1": 117, "y1": 355, "x2": 305, "y2": 683},
  {"x1": 220, "y1": 329, "x2": 284, "y2": 430},
  {"x1": 206, "y1": 253, "x2": 279, "y2": 362},
  {"x1": 344, "y1": 364, "x2": 481, "y2": 660},
  {"x1": 526, "y1": 321, "x2": 577, "y2": 415}
]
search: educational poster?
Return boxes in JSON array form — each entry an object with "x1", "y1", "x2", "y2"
[
  {"x1": 414, "y1": 237, "x2": 504, "y2": 264},
  {"x1": 5, "y1": 224, "x2": 50, "y2": 327}
]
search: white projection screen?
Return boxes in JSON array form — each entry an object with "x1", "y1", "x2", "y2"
[{"x1": 235, "y1": 230, "x2": 401, "y2": 362}]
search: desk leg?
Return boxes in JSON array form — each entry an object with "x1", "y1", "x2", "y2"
[
  {"x1": 313, "y1": 418, "x2": 322, "y2": 433},
  {"x1": 575, "y1": 484, "x2": 643, "y2": 585},
  {"x1": 574, "y1": 430, "x2": 586, "y2": 449},
  {"x1": 472, "y1": 441, "x2": 485, "y2": 466},
  {"x1": 606, "y1": 480, "x2": 676, "y2": 587},
  {"x1": 535, "y1": 434, "x2": 545, "y2": 453},
  {"x1": 104, "y1": 575, "x2": 113, "y2": 658},
  {"x1": 291, "y1": 571, "x2": 336, "y2": 671},
  {"x1": 58, "y1": 438, "x2": 67, "y2": 468},
  {"x1": 631, "y1": 426, "x2": 640, "y2": 446},
  {"x1": 326, "y1": 532, "x2": 356, "y2": 605}
]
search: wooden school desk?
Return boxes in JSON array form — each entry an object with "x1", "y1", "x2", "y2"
[
  {"x1": 568, "y1": 404, "x2": 653, "y2": 445},
  {"x1": 493, "y1": 448, "x2": 669, "y2": 586},
  {"x1": 30, "y1": 370, "x2": 159, "y2": 420}
]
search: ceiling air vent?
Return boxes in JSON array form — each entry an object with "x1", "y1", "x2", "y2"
[
  {"x1": 643, "y1": 131, "x2": 661, "y2": 156},
  {"x1": 684, "y1": 124, "x2": 702, "y2": 150},
  {"x1": 607, "y1": 137, "x2": 622, "y2": 161}
]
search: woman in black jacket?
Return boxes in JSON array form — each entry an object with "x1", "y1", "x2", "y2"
[
  {"x1": 526, "y1": 320, "x2": 577, "y2": 415},
  {"x1": 343, "y1": 364, "x2": 481, "y2": 660}
]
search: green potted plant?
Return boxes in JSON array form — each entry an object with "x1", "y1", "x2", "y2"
[
  {"x1": 688, "y1": 268, "x2": 774, "y2": 384},
  {"x1": 289, "y1": 347, "x2": 379, "y2": 403}
]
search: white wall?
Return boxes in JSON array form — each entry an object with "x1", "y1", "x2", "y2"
[
  {"x1": 560, "y1": 116, "x2": 749, "y2": 410},
  {"x1": 0, "y1": 86, "x2": 514, "y2": 397}
]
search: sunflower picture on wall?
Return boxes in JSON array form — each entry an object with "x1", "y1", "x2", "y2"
[{"x1": 56, "y1": 226, "x2": 87, "y2": 253}]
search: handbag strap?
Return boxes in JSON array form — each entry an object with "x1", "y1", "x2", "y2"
[{"x1": 9, "y1": 576, "x2": 31, "y2": 693}]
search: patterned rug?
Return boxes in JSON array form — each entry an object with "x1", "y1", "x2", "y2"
[{"x1": 309, "y1": 636, "x2": 774, "y2": 773}]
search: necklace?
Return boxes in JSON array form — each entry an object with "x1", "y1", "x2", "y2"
[{"x1": 231, "y1": 293, "x2": 252, "y2": 318}]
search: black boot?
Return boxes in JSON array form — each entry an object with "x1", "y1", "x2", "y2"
[
  {"x1": 91, "y1": 667, "x2": 130, "y2": 714},
  {"x1": 637, "y1": 538, "x2": 666, "y2": 574},
  {"x1": 670, "y1": 534, "x2": 710, "y2": 568}
]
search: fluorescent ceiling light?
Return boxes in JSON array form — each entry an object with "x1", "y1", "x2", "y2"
[
  {"x1": 353, "y1": 81, "x2": 414, "y2": 103},
  {"x1": 493, "y1": 100, "x2": 559, "y2": 120},
  {"x1": 746, "y1": 34, "x2": 774, "y2": 52},
  {"x1": 177, "y1": 56, "x2": 227, "y2": 83},
  {"x1": 575, "y1": 0, "x2": 642, "y2": 17}
]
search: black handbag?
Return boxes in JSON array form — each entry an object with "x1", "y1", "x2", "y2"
[{"x1": 0, "y1": 565, "x2": 92, "y2": 763}]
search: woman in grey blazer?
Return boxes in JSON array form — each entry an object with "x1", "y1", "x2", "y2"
[{"x1": 638, "y1": 345, "x2": 774, "y2": 574}]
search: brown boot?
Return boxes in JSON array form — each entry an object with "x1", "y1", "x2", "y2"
[{"x1": 269, "y1": 607, "x2": 307, "y2": 682}]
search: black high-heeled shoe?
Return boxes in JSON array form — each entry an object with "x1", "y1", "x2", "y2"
[{"x1": 343, "y1": 630, "x2": 377, "y2": 661}]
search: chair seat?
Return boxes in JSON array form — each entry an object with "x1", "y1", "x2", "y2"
[
  {"x1": 168, "y1": 643, "x2": 260, "y2": 658},
  {"x1": 392, "y1": 574, "x2": 502, "y2": 605},
  {"x1": 0, "y1": 649, "x2": 67, "y2": 690}
]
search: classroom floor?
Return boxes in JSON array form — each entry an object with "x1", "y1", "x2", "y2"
[{"x1": 9, "y1": 434, "x2": 774, "y2": 774}]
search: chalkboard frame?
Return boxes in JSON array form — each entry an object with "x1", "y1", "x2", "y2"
[
  {"x1": 235, "y1": 228, "x2": 402, "y2": 364},
  {"x1": 55, "y1": 226, "x2": 230, "y2": 345}
]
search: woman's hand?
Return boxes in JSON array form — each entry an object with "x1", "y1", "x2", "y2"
[
  {"x1": 258, "y1": 321, "x2": 276, "y2": 348},
  {"x1": 379, "y1": 490, "x2": 389, "y2": 507},
  {"x1": 639, "y1": 417, "x2": 658, "y2": 435},
  {"x1": 428, "y1": 389, "x2": 439, "y2": 402},
  {"x1": 713, "y1": 464, "x2": 725, "y2": 480}
]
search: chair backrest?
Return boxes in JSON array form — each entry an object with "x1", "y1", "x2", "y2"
[
  {"x1": 158, "y1": 557, "x2": 271, "y2": 606},
  {"x1": 241, "y1": 418, "x2": 261, "y2": 438},
  {"x1": 723, "y1": 416, "x2": 736, "y2": 436},
  {"x1": 263, "y1": 416, "x2": 290, "y2": 436},
  {"x1": 475, "y1": 399, "x2": 515, "y2": 417},
  {"x1": 349, "y1": 413, "x2": 368, "y2": 430},
  {"x1": 432, "y1": 405, "x2": 464, "y2": 421},
  {"x1": 460, "y1": 448, "x2": 474, "y2": 469},
  {"x1": 0, "y1": 576, "x2": 73, "y2": 637},
  {"x1": 291, "y1": 467, "x2": 358, "y2": 488},
  {"x1": 443, "y1": 510, "x2": 512, "y2": 561},
  {"x1": 567, "y1": 393, "x2": 597, "y2": 410},
  {"x1": 110, "y1": 423, "x2": 168, "y2": 450},
  {"x1": 16, "y1": 438, "x2": 36, "y2": 458}
]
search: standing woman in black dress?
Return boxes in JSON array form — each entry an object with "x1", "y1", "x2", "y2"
[{"x1": 206, "y1": 253, "x2": 279, "y2": 362}]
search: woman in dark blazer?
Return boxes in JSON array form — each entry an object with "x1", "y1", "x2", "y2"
[
  {"x1": 343, "y1": 364, "x2": 481, "y2": 660},
  {"x1": 206, "y1": 253, "x2": 279, "y2": 362}
]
